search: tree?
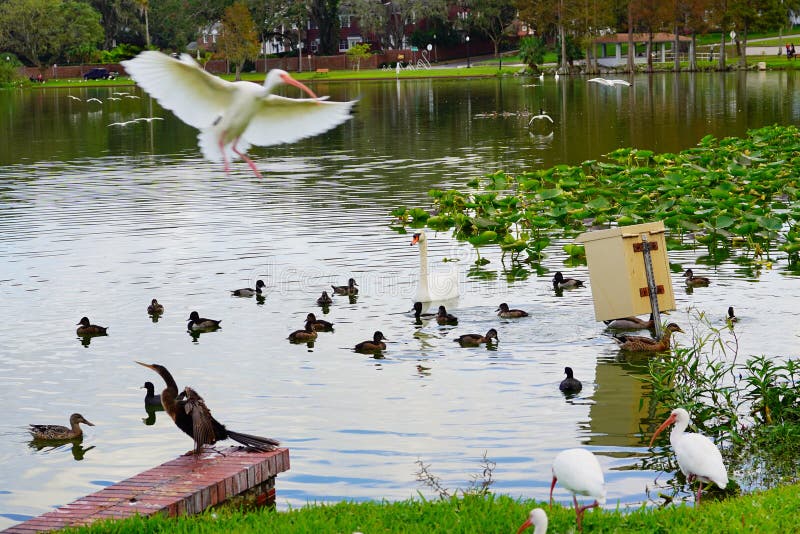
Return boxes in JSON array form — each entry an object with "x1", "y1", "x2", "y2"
[
  {"x1": 309, "y1": 0, "x2": 340, "y2": 55},
  {"x1": 0, "y1": 0, "x2": 103, "y2": 67},
  {"x1": 467, "y1": 0, "x2": 517, "y2": 63},
  {"x1": 87, "y1": 0, "x2": 142, "y2": 49},
  {"x1": 219, "y1": 1, "x2": 260, "y2": 80},
  {"x1": 248, "y1": 0, "x2": 307, "y2": 54},
  {"x1": 518, "y1": 35, "x2": 546, "y2": 70},
  {"x1": 345, "y1": 41, "x2": 370, "y2": 69},
  {"x1": 136, "y1": 0, "x2": 150, "y2": 48},
  {"x1": 729, "y1": 0, "x2": 784, "y2": 67},
  {"x1": 149, "y1": 0, "x2": 201, "y2": 50}
]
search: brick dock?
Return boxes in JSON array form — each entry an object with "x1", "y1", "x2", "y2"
[{"x1": 3, "y1": 447, "x2": 289, "y2": 533}]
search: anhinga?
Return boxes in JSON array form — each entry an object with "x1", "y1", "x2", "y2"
[{"x1": 136, "y1": 362, "x2": 279, "y2": 454}]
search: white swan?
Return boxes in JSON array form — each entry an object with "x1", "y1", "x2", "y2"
[{"x1": 411, "y1": 231, "x2": 459, "y2": 302}]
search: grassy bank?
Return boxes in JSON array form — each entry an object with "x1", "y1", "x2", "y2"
[{"x1": 66, "y1": 484, "x2": 800, "y2": 533}]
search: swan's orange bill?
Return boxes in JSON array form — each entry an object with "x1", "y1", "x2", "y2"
[{"x1": 411, "y1": 233, "x2": 421, "y2": 246}]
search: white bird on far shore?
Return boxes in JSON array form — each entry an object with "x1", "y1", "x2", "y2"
[{"x1": 86, "y1": 97, "x2": 102, "y2": 104}]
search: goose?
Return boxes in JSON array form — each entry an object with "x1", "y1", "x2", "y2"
[
  {"x1": 410, "y1": 231, "x2": 459, "y2": 302},
  {"x1": 528, "y1": 108, "x2": 553, "y2": 126}
]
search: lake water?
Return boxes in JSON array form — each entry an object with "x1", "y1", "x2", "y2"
[{"x1": 0, "y1": 71, "x2": 799, "y2": 529}]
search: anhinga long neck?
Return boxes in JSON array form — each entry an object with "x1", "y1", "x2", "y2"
[{"x1": 156, "y1": 367, "x2": 179, "y2": 396}]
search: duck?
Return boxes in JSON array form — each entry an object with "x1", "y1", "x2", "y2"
[
  {"x1": 76, "y1": 317, "x2": 108, "y2": 337},
  {"x1": 147, "y1": 298, "x2": 164, "y2": 315},
  {"x1": 726, "y1": 306, "x2": 738, "y2": 324},
  {"x1": 613, "y1": 323, "x2": 684, "y2": 352},
  {"x1": 317, "y1": 291, "x2": 333, "y2": 306},
  {"x1": 604, "y1": 313, "x2": 654, "y2": 330},
  {"x1": 454, "y1": 328, "x2": 498, "y2": 346},
  {"x1": 683, "y1": 268, "x2": 710, "y2": 287},
  {"x1": 231, "y1": 279, "x2": 266, "y2": 297},
  {"x1": 142, "y1": 381, "x2": 162, "y2": 407},
  {"x1": 411, "y1": 231, "x2": 460, "y2": 302},
  {"x1": 187, "y1": 311, "x2": 221, "y2": 331},
  {"x1": 553, "y1": 271, "x2": 584, "y2": 290},
  {"x1": 559, "y1": 367, "x2": 583, "y2": 393},
  {"x1": 497, "y1": 302, "x2": 529, "y2": 318},
  {"x1": 305, "y1": 313, "x2": 334, "y2": 331},
  {"x1": 332, "y1": 278, "x2": 358, "y2": 295},
  {"x1": 411, "y1": 301, "x2": 437, "y2": 319},
  {"x1": 355, "y1": 331, "x2": 387, "y2": 353},
  {"x1": 28, "y1": 413, "x2": 94, "y2": 441},
  {"x1": 289, "y1": 321, "x2": 318, "y2": 342},
  {"x1": 436, "y1": 305, "x2": 458, "y2": 325}
]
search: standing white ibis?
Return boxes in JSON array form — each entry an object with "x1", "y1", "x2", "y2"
[
  {"x1": 515, "y1": 507, "x2": 548, "y2": 533},
  {"x1": 121, "y1": 51, "x2": 357, "y2": 178},
  {"x1": 649, "y1": 407, "x2": 728, "y2": 504},
  {"x1": 550, "y1": 448, "x2": 606, "y2": 531}
]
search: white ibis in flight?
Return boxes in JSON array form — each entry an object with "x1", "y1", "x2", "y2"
[
  {"x1": 515, "y1": 507, "x2": 548, "y2": 533},
  {"x1": 550, "y1": 448, "x2": 606, "y2": 531},
  {"x1": 121, "y1": 51, "x2": 357, "y2": 178},
  {"x1": 649, "y1": 407, "x2": 728, "y2": 504}
]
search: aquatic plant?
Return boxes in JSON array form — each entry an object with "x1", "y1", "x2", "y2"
[
  {"x1": 639, "y1": 311, "x2": 800, "y2": 496},
  {"x1": 392, "y1": 125, "x2": 800, "y2": 270}
]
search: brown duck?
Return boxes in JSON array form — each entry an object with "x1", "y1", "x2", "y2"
[
  {"x1": 683, "y1": 268, "x2": 711, "y2": 287},
  {"x1": 147, "y1": 299, "x2": 164, "y2": 315},
  {"x1": 29, "y1": 413, "x2": 94, "y2": 441},
  {"x1": 289, "y1": 321, "x2": 318, "y2": 342},
  {"x1": 455, "y1": 328, "x2": 498, "y2": 346},
  {"x1": 496, "y1": 303, "x2": 529, "y2": 318},
  {"x1": 613, "y1": 323, "x2": 684, "y2": 352},
  {"x1": 306, "y1": 313, "x2": 334, "y2": 331},
  {"x1": 76, "y1": 317, "x2": 108, "y2": 337},
  {"x1": 355, "y1": 331, "x2": 387, "y2": 353}
]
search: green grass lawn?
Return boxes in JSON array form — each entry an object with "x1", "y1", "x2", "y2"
[{"x1": 67, "y1": 484, "x2": 800, "y2": 533}]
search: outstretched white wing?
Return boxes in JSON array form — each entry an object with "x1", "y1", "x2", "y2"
[
  {"x1": 242, "y1": 95, "x2": 358, "y2": 147},
  {"x1": 122, "y1": 51, "x2": 235, "y2": 129}
]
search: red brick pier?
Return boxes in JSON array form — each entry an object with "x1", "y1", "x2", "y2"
[{"x1": 3, "y1": 447, "x2": 289, "y2": 533}]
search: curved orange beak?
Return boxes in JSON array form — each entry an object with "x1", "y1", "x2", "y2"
[
  {"x1": 649, "y1": 412, "x2": 677, "y2": 447},
  {"x1": 279, "y1": 72, "x2": 319, "y2": 100},
  {"x1": 516, "y1": 519, "x2": 533, "y2": 534}
]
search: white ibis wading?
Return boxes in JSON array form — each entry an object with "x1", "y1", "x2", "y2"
[
  {"x1": 650, "y1": 407, "x2": 728, "y2": 504},
  {"x1": 516, "y1": 507, "x2": 548, "y2": 533},
  {"x1": 121, "y1": 51, "x2": 357, "y2": 178},
  {"x1": 550, "y1": 448, "x2": 606, "y2": 531}
]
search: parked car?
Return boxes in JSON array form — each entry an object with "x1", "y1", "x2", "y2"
[{"x1": 83, "y1": 68, "x2": 117, "y2": 80}]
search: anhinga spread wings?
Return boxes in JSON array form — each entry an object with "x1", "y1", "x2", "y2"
[{"x1": 136, "y1": 362, "x2": 279, "y2": 453}]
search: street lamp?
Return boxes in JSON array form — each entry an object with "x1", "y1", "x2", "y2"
[
  {"x1": 433, "y1": 33, "x2": 437, "y2": 63},
  {"x1": 466, "y1": 35, "x2": 471, "y2": 68}
]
